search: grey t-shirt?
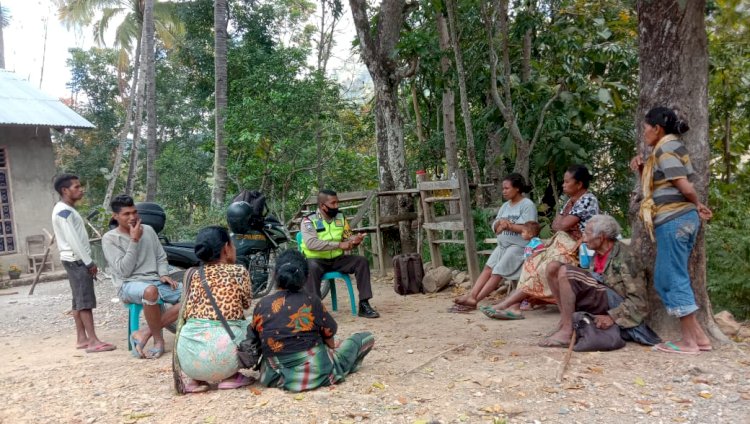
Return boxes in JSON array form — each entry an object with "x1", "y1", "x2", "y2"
[
  {"x1": 492, "y1": 197, "x2": 538, "y2": 247},
  {"x1": 102, "y1": 224, "x2": 169, "y2": 287}
]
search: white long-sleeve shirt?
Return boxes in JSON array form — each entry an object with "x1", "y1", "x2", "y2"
[{"x1": 51, "y1": 201, "x2": 94, "y2": 266}]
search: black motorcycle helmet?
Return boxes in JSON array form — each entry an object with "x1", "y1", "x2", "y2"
[{"x1": 226, "y1": 201, "x2": 253, "y2": 234}]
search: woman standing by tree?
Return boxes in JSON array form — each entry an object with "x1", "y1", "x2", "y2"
[{"x1": 631, "y1": 106, "x2": 713, "y2": 355}]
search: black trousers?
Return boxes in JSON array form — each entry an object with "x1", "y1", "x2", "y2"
[{"x1": 306, "y1": 255, "x2": 373, "y2": 301}]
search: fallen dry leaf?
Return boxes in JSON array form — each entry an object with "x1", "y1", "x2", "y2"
[
  {"x1": 587, "y1": 366, "x2": 604, "y2": 374},
  {"x1": 293, "y1": 394, "x2": 304, "y2": 401},
  {"x1": 249, "y1": 387, "x2": 262, "y2": 396},
  {"x1": 492, "y1": 339, "x2": 507, "y2": 347},
  {"x1": 481, "y1": 404, "x2": 505, "y2": 414},
  {"x1": 669, "y1": 397, "x2": 692, "y2": 404},
  {"x1": 372, "y1": 382, "x2": 386, "y2": 390},
  {"x1": 740, "y1": 393, "x2": 750, "y2": 401},
  {"x1": 634, "y1": 376, "x2": 646, "y2": 387},
  {"x1": 697, "y1": 391, "x2": 713, "y2": 399}
]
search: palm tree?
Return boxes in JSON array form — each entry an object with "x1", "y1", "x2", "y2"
[
  {"x1": 57, "y1": 0, "x2": 181, "y2": 205},
  {"x1": 0, "y1": 1, "x2": 10, "y2": 69},
  {"x1": 211, "y1": 0, "x2": 228, "y2": 208},
  {"x1": 143, "y1": 0, "x2": 157, "y2": 201}
]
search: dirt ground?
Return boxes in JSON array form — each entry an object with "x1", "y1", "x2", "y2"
[{"x1": 1, "y1": 274, "x2": 749, "y2": 424}]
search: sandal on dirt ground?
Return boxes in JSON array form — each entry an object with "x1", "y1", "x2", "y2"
[
  {"x1": 447, "y1": 304, "x2": 476, "y2": 313},
  {"x1": 130, "y1": 335, "x2": 145, "y2": 358},
  {"x1": 85, "y1": 342, "x2": 117, "y2": 353},
  {"x1": 146, "y1": 347, "x2": 165, "y2": 359},
  {"x1": 698, "y1": 344, "x2": 713, "y2": 351},
  {"x1": 183, "y1": 379, "x2": 210, "y2": 394},
  {"x1": 480, "y1": 306, "x2": 524, "y2": 320},
  {"x1": 654, "y1": 341, "x2": 700, "y2": 355},
  {"x1": 218, "y1": 373, "x2": 254, "y2": 390},
  {"x1": 538, "y1": 337, "x2": 569, "y2": 348}
]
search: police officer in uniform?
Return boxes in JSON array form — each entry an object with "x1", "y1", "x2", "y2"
[{"x1": 300, "y1": 189, "x2": 380, "y2": 318}]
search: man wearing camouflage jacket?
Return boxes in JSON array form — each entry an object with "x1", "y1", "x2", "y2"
[{"x1": 539, "y1": 214, "x2": 650, "y2": 347}]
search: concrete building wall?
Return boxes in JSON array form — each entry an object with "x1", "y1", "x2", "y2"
[{"x1": 0, "y1": 126, "x2": 60, "y2": 272}]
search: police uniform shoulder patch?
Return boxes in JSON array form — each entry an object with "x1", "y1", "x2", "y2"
[
  {"x1": 303, "y1": 220, "x2": 314, "y2": 231},
  {"x1": 57, "y1": 209, "x2": 72, "y2": 219}
]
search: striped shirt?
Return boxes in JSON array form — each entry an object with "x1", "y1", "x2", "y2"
[{"x1": 652, "y1": 138, "x2": 696, "y2": 225}]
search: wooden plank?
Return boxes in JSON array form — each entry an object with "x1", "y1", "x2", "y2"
[
  {"x1": 423, "y1": 196, "x2": 460, "y2": 203},
  {"x1": 377, "y1": 189, "x2": 420, "y2": 196},
  {"x1": 335, "y1": 190, "x2": 373, "y2": 202},
  {"x1": 483, "y1": 238, "x2": 498, "y2": 244},
  {"x1": 434, "y1": 214, "x2": 462, "y2": 223},
  {"x1": 348, "y1": 190, "x2": 376, "y2": 227},
  {"x1": 378, "y1": 212, "x2": 418, "y2": 225},
  {"x1": 423, "y1": 221, "x2": 464, "y2": 231},
  {"x1": 431, "y1": 239, "x2": 466, "y2": 245},
  {"x1": 417, "y1": 179, "x2": 460, "y2": 191}
]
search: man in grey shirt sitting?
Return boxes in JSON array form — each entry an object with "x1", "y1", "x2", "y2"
[{"x1": 102, "y1": 195, "x2": 181, "y2": 359}]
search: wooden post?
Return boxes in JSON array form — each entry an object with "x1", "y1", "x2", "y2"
[{"x1": 457, "y1": 170, "x2": 480, "y2": 282}]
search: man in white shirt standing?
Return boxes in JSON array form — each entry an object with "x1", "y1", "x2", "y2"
[{"x1": 52, "y1": 174, "x2": 116, "y2": 353}]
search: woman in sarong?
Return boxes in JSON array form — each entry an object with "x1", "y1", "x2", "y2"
[
  {"x1": 174, "y1": 226, "x2": 253, "y2": 393},
  {"x1": 251, "y1": 250, "x2": 374, "y2": 392},
  {"x1": 482, "y1": 164, "x2": 600, "y2": 319}
]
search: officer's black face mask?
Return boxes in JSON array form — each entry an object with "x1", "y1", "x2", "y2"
[{"x1": 323, "y1": 205, "x2": 339, "y2": 217}]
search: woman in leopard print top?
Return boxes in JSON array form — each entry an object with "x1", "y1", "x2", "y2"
[{"x1": 174, "y1": 226, "x2": 253, "y2": 393}]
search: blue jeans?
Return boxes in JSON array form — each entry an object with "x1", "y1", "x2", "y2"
[
  {"x1": 654, "y1": 210, "x2": 700, "y2": 317},
  {"x1": 119, "y1": 280, "x2": 182, "y2": 305}
]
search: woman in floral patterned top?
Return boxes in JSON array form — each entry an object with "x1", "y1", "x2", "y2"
[
  {"x1": 251, "y1": 250, "x2": 374, "y2": 392},
  {"x1": 174, "y1": 226, "x2": 253, "y2": 393}
]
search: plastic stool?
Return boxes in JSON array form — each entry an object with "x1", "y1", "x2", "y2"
[
  {"x1": 126, "y1": 300, "x2": 163, "y2": 351},
  {"x1": 322, "y1": 272, "x2": 358, "y2": 316}
]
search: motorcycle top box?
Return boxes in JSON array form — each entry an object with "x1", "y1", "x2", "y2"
[{"x1": 135, "y1": 202, "x2": 166, "y2": 234}]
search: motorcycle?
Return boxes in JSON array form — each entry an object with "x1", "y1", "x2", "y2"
[{"x1": 135, "y1": 196, "x2": 290, "y2": 299}]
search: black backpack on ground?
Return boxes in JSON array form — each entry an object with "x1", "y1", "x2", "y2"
[{"x1": 392, "y1": 253, "x2": 424, "y2": 295}]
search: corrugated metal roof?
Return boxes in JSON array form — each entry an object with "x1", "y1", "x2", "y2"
[{"x1": 0, "y1": 70, "x2": 95, "y2": 129}]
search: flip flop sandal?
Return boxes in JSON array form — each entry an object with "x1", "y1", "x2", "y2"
[
  {"x1": 183, "y1": 379, "x2": 210, "y2": 394},
  {"x1": 130, "y1": 335, "x2": 145, "y2": 358},
  {"x1": 85, "y1": 343, "x2": 117, "y2": 353},
  {"x1": 538, "y1": 337, "x2": 568, "y2": 348},
  {"x1": 448, "y1": 304, "x2": 476, "y2": 313},
  {"x1": 146, "y1": 347, "x2": 165, "y2": 359},
  {"x1": 654, "y1": 341, "x2": 700, "y2": 355},
  {"x1": 482, "y1": 308, "x2": 524, "y2": 320},
  {"x1": 698, "y1": 344, "x2": 713, "y2": 352}
]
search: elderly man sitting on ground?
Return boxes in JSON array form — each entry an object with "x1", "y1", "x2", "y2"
[{"x1": 539, "y1": 214, "x2": 653, "y2": 348}]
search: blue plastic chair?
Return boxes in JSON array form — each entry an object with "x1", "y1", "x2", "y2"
[
  {"x1": 295, "y1": 232, "x2": 358, "y2": 316},
  {"x1": 125, "y1": 300, "x2": 163, "y2": 350}
]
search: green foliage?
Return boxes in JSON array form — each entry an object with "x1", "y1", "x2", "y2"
[{"x1": 706, "y1": 173, "x2": 750, "y2": 320}]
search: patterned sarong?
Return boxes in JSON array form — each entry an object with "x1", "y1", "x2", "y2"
[
  {"x1": 175, "y1": 318, "x2": 248, "y2": 382},
  {"x1": 259, "y1": 332, "x2": 375, "y2": 392},
  {"x1": 517, "y1": 232, "x2": 580, "y2": 304}
]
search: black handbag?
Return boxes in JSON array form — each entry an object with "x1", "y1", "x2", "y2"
[
  {"x1": 198, "y1": 265, "x2": 262, "y2": 370},
  {"x1": 572, "y1": 311, "x2": 626, "y2": 352}
]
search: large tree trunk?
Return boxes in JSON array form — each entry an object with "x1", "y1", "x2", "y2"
[
  {"x1": 211, "y1": 0, "x2": 228, "y2": 208},
  {"x1": 445, "y1": 0, "x2": 482, "y2": 205},
  {"x1": 103, "y1": 36, "x2": 142, "y2": 208},
  {"x1": 633, "y1": 0, "x2": 724, "y2": 340},
  {"x1": 437, "y1": 14, "x2": 458, "y2": 178},
  {"x1": 349, "y1": 0, "x2": 416, "y2": 253},
  {"x1": 144, "y1": 0, "x2": 158, "y2": 201}
]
